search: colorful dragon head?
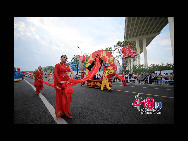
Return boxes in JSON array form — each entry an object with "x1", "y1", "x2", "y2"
[{"x1": 85, "y1": 50, "x2": 117, "y2": 79}]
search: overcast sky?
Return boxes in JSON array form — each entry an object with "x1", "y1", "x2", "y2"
[{"x1": 14, "y1": 17, "x2": 173, "y2": 71}]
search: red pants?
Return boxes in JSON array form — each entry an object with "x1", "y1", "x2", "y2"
[
  {"x1": 36, "y1": 86, "x2": 42, "y2": 94},
  {"x1": 55, "y1": 83, "x2": 73, "y2": 118},
  {"x1": 34, "y1": 80, "x2": 44, "y2": 94}
]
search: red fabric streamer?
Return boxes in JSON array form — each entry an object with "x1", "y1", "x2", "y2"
[
  {"x1": 68, "y1": 57, "x2": 101, "y2": 86},
  {"x1": 42, "y1": 58, "x2": 127, "y2": 87},
  {"x1": 42, "y1": 80, "x2": 54, "y2": 87},
  {"x1": 115, "y1": 73, "x2": 127, "y2": 86},
  {"x1": 42, "y1": 57, "x2": 101, "y2": 87}
]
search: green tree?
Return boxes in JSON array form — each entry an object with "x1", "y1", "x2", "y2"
[
  {"x1": 103, "y1": 47, "x2": 113, "y2": 54},
  {"x1": 71, "y1": 55, "x2": 79, "y2": 75},
  {"x1": 43, "y1": 66, "x2": 54, "y2": 74}
]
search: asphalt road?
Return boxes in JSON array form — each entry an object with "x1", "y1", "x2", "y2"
[{"x1": 14, "y1": 77, "x2": 174, "y2": 124}]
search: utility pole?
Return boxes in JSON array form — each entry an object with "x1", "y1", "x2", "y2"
[{"x1": 77, "y1": 46, "x2": 82, "y2": 55}]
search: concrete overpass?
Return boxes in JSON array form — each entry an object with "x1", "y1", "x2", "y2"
[{"x1": 124, "y1": 17, "x2": 174, "y2": 71}]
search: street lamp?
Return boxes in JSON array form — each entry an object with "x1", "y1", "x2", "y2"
[{"x1": 77, "y1": 46, "x2": 82, "y2": 55}]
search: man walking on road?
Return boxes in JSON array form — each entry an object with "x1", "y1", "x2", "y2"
[{"x1": 34, "y1": 66, "x2": 44, "y2": 94}]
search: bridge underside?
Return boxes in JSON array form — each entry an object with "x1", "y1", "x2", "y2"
[
  {"x1": 124, "y1": 17, "x2": 173, "y2": 71},
  {"x1": 124, "y1": 17, "x2": 168, "y2": 54}
]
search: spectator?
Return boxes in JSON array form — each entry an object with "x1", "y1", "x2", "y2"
[
  {"x1": 125, "y1": 74, "x2": 129, "y2": 79},
  {"x1": 150, "y1": 73, "x2": 155, "y2": 84},
  {"x1": 93, "y1": 74, "x2": 96, "y2": 80},
  {"x1": 132, "y1": 73, "x2": 137, "y2": 79},
  {"x1": 169, "y1": 72, "x2": 174, "y2": 80},
  {"x1": 98, "y1": 74, "x2": 102, "y2": 80},
  {"x1": 137, "y1": 73, "x2": 145, "y2": 84},
  {"x1": 157, "y1": 73, "x2": 162, "y2": 85},
  {"x1": 164, "y1": 73, "x2": 169, "y2": 80}
]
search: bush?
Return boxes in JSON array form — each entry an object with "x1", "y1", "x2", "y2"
[{"x1": 130, "y1": 63, "x2": 174, "y2": 74}]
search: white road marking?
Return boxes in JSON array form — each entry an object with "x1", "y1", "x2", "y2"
[
  {"x1": 24, "y1": 79, "x2": 36, "y2": 90},
  {"x1": 143, "y1": 87, "x2": 147, "y2": 88},
  {"x1": 166, "y1": 89, "x2": 171, "y2": 90},
  {"x1": 154, "y1": 88, "x2": 159, "y2": 89},
  {"x1": 131, "y1": 86, "x2": 135, "y2": 87},
  {"x1": 24, "y1": 79, "x2": 68, "y2": 124}
]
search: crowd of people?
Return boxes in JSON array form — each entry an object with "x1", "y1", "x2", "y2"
[{"x1": 114, "y1": 72, "x2": 174, "y2": 85}]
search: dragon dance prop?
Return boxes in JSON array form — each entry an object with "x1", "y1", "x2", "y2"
[
  {"x1": 42, "y1": 57, "x2": 101, "y2": 87},
  {"x1": 85, "y1": 50, "x2": 126, "y2": 88},
  {"x1": 85, "y1": 50, "x2": 117, "y2": 79},
  {"x1": 42, "y1": 50, "x2": 126, "y2": 88}
]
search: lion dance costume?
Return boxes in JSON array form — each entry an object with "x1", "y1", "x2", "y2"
[{"x1": 101, "y1": 69, "x2": 111, "y2": 91}]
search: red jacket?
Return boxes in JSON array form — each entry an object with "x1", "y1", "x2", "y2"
[{"x1": 35, "y1": 70, "x2": 43, "y2": 81}]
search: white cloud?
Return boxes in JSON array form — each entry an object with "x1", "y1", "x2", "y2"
[
  {"x1": 159, "y1": 38, "x2": 171, "y2": 46},
  {"x1": 14, "y1": 17, "x2": 125, "y2": 70}
]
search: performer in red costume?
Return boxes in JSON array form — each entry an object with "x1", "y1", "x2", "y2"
[
  {"x1": 54, "y1": 55, "x2": 75, "y2": 118},
  {"x1": 34, "y1": 66, "x2": 44, "y2": 94}
]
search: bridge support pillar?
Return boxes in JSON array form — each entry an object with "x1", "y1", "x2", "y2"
[
  {"x1": 136, "y1": 39, "x2": 140, "y2": 65},
  {"x1": 168, "y1": 17, "x2": 174, "y2": 64},
  {"x1": 143, "y1": 38, "x2": 148, "y2": 68}
]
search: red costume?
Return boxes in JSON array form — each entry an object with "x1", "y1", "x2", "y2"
[
  {"x1": 34, "y1": 70, "x2": 44, "y2": 94},
  {"x1": 81, "y1": 72, "x2": 86, "y2": 86},
  {"x1": 54, "y1": 62, "x2": 74, "y2": 118}
]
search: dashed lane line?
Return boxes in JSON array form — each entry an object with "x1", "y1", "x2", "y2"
[
  {"x1": 146, "y1": 94, "x2": 152, "y2": 95},
  {"x1": 114, "y1": 89, "x2": 174, "y2": 99},
  {"x1": 24, "y1": 79, "x2": 68, "y2": 124},
  {"x1": 153, "y1": 95, "x2": 160, "y2": 97}
]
